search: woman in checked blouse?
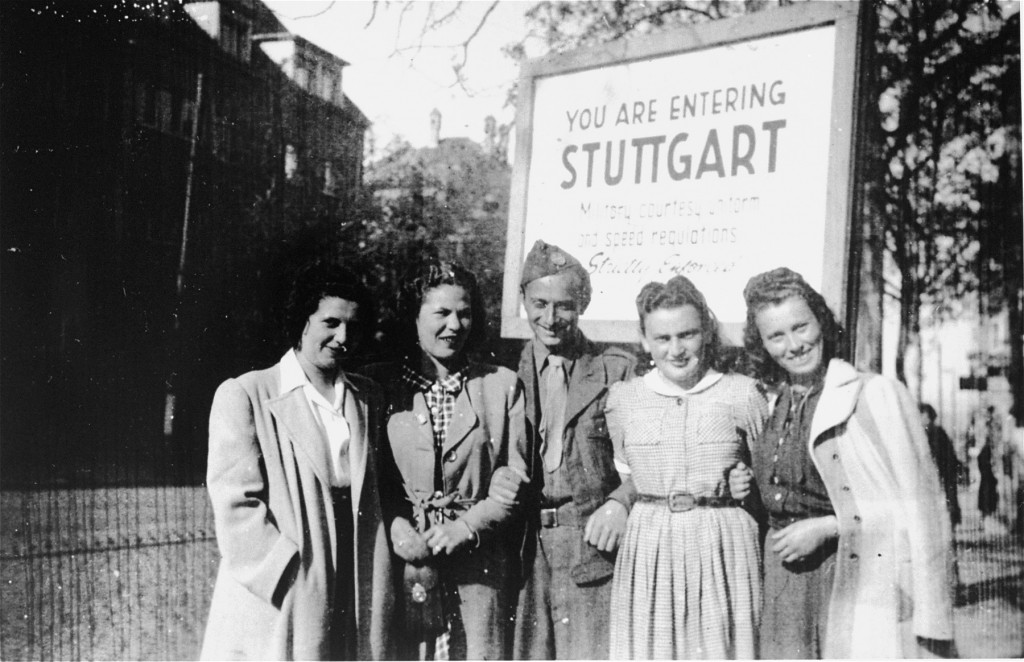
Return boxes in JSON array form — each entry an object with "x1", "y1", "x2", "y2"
[
  {"x1": 607, "y1": 275, "x2": 768, "y2": 659},
  {"x1": 363, "y1": 260, "x2": 529, "y2": 660}
]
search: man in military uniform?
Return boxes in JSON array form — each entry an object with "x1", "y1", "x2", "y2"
[{"x1": 510, "y1": 239, "x2": 637, "y2": 659}]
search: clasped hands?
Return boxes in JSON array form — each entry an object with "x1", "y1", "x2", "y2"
[
  {"x1": 727, "y1": 461, "x2": 839, "y2": 563},
  {"x1": 391, "y1": 516, "x2": 476, "y2": 562}
]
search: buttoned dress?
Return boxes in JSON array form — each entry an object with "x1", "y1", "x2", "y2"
[
  {"x1": 755, "y1": 359, "x2": 955, "y2": 659},
  {"x1": 607, "y1": 370, "x2": 767, "y2": 659}
]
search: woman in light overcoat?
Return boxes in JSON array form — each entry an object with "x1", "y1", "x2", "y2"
[
  {"x1": 731, "y1": 267, "x2": 955, "y2": 658},
  {"x1": 201, "y1": 264, "x2": 396, "y2": 660}
]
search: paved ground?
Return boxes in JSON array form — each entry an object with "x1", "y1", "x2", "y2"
[
  {"x1": 950, "y1": 487, "x2": 1024, "y2": 658},
  {"x1": 0, "y1": 484, "x2": 1020, "y2": 659}
]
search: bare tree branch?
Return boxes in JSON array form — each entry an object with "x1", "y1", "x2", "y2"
[
  {"x1": 426, "y1": 2, "x2": 463, "y2": 32},
  {"x1": 363, "y1": 0, "x2": 379, "y2": 29},
  {"x1": 455, "y1": 0, "x2": 500, "y2": 71}
]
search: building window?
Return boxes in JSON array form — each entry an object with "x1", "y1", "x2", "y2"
[
  {"x1": 319, "y1": 69, "x2": 337, "y2": 104},
  {"x1": 323, "y1": 161, "x2": 336, "y2": 196},
  {"x1": 294, "y1": 54, "x2": 315, "y2": 91},
  {"x1": 220, "y1": 14, "x2": 250, "y2": 62},
  {"x1": 293, "y1": 66, "x2": 309, "y2": 91},
  {"x1": 285, "y1": 144, "x2": 298, "y2": 180},
  {"x1": 135, "y1": 81, "x2": 156, "y2": 126},
  {"x1": 155, "y1": 89, "x2": 173, "y2": 133}
]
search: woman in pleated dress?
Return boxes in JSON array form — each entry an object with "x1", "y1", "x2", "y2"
[{"x1": 607, "y1": 275, "x2": 768, "y2": 659}]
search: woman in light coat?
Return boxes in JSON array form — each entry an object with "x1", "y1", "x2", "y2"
[
  {"x1": 731, "y1": 267, "x2": 955, "y2": 658},
  {"x1": 201, "y1": 263, "x2": 396, "y2": 660},
  {"x1": 363, "y1": 259, "x2": 529, "y2": 660}
]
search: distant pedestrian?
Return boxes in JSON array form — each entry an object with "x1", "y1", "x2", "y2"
[
  {"x1": 976, "y1": 406, "x2": 1001, "y2": 528},
  {"x1": 920, "y1": 403, "x2": 963, "y2": 527},
  {"x1": 201, "y1": 261, "x2": 396, "y2": 660}
]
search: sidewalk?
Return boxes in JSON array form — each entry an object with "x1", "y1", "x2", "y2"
[{"x1": 952, "y1": 486, "x2": 1024, "y2": 658}]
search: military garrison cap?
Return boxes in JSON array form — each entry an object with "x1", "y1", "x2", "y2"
[
  {"x1": 520, "y1": 239, "x2": 592, "y2": 311},
  {"x1": 520, "y1": 240, "x2": 588, "y2": 285}
]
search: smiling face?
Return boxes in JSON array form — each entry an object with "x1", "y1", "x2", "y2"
[
  {"x1": 523, "y1": 273, "x2": 583, "y2": 352},
  {"x1": 297, "y1": 296, "x2": 362, "y2": 379},
  {"x1": 417, "y1": 284, "x2": 473, "y2": 369},
  {"x1": 641, "y1": 304, "x2": 706, "y2": 390},
  {"x1": 754, "y1": 295, "x2": 825, "y2": 386}
]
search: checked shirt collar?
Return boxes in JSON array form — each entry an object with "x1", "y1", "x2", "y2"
[{"x1": 400, "y1": 361, "x2": 467, "y2": 448}]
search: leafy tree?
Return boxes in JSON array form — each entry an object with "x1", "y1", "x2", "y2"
[
  {"x1": 872, "y1": 1, "x2": 1020, "y2": 413},
  {"x1": 347, "y1": 133, "x2": 514, "y2": 363}
]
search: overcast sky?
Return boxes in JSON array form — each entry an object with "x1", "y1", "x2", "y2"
[{"x1": 262, "y1": 1, "x2": 537, "y2": 152}]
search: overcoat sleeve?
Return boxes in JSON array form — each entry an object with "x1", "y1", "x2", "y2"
[
  {"x1": 458, "y1": 376, "x2": 530, "y2": 537},
  {"x1": 858, "y1": 375, "x2": 955, "y2": 642},
  {"x1": 207, "y1": 378, "x2": 299, "y2": 605}
]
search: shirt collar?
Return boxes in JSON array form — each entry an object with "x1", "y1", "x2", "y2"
[
  {"x1": 279, "y1": 349, "x2": 345, "y2": 410},
  {"x1": 400, "y1": 361, "x2": 465, "y2": 395},
  {"x1": 532, "y1": 338, "x2": 578, "y2": 374},
  {"x1": 279, "y1": 349, "x2": 309, "y2": 396},
  {"x1": 644, "y1": 368, "x2": 723, "y2": 396}
]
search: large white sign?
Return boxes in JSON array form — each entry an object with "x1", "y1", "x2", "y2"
[{"x1": 503, "y1": 5, "x2": 863, "y2": 342}]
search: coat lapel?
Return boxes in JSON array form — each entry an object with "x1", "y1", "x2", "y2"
[
  {"x1": 442, "y1": 372, "x2": 481, "y2": 452},
  {"x1": 268, "y1": 388, "x2": 334, "y2": 491},
  {"x1": 342, "y1": 373, "x2": 368, "y2": 516},
  {"x1": 518, "y1": 341, "x2": 540, "y2": 429},
  {"x1": 564, "y1": 349, "x2": 604, "y2": 426},
  {"x1": 808, "y1": 359, "x2": 862, "y2": 447}
]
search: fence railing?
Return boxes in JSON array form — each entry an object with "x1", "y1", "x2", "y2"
[{"x1": 0, "y1": 487, "x2": 217, "y2": 660}]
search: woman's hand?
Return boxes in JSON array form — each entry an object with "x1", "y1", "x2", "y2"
[
  {"x1": 770, "y1": 515, "x2": 839, "y2": 564},
  {"x1": 727, "y1": 461, "x2": 754, "y2": 500},
  {"x1": 584, "y1": 499, "x2": 628, "y2": 552},
  {"x1": 390, "y1": 517, "x2": 430, "y2": 563},
  {"x1": 488, "y1": 465, "x2": 530, "y2": 507},
  {"x1": 424, "y1": 520, "x2": 476, "y2": 556}
]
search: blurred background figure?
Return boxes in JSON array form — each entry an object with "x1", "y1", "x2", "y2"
[
  {"x1": 920, "y1": 403, "x2": 963, "y2": 529},
  {"x1": 971, "y1": 406, "x2": 1007, "y2": 535}
]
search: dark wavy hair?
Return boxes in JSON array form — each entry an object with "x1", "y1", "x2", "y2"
[
  {"x1": 635, "y1": 275, "x2": 726, "y2": 372},
  {"x1": 742, "y1": 267, "x2": 845, "y2": 385},
  {"x1": 284, "y1": 261, "x2": 374, "y2": 349},
  {"x1": 395, "y1": 259, "x2": 486, "y2": 357}
]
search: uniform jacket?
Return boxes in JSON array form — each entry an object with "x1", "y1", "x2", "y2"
[
  {"x1": 517, "y1": 338, "x2": 637, "y2": 585},
  {"x1": 201, "y1": 357, "x2": 395, "y2": 660},
  {"x1": 361, "y1": 361, "x2": 530, "y2": 586},
  {"x1": 810, "y1": 359, "x2": 955, "y2": 658}
]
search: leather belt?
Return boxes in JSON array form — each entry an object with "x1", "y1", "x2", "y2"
[
  {"x1": 637, "y1": 492, "x2": 736, "y2": 512},
  {"x1": 538, "y1": 503, "x2": 583, "y2": 528}
]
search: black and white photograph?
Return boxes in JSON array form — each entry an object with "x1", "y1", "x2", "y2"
[{"x1": 1, "y1": 1, "x2": 1021, "y2": 659}]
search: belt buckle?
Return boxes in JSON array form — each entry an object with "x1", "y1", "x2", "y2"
[
  {"x1": 667, "y1": 492, "x2": 696, "y2": 513},
  {"x1": 540, "y1": 507, "x2": 558, "y2": 528}
]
